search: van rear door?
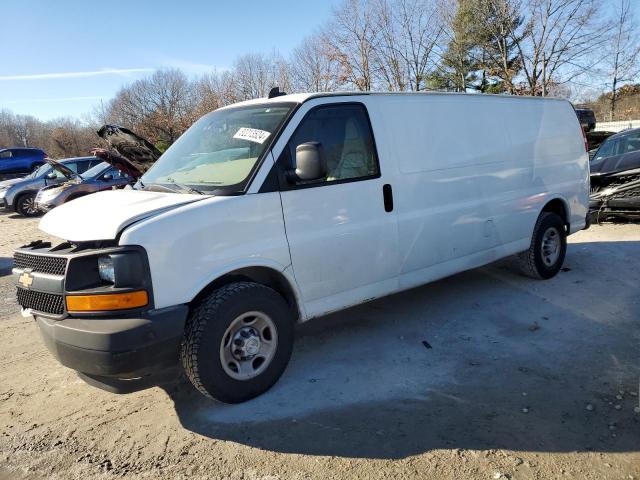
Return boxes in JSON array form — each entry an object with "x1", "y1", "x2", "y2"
[{"x1": 276, "y1": 102, "x2": 399, "y2": 316}]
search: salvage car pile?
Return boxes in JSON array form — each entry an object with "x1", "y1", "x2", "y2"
[
  {"x1": 0, "y1": 126, "x2": 160, "y2": 217},
  {"x1": 590, "y1": 127, "x2": 640, "y2": 222}
]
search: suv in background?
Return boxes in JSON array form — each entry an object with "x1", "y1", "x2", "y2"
[
  {"x1": 575, "y1": 108, "x2": 596, "y2": 132},
  {"x1": 0, "y1": 157, "x2": 100, "y2": 216},
  {"x1": 0, "y1": 148, "x2": 47, "y2": 178}
]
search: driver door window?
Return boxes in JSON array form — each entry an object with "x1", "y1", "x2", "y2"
[{"x1": 283, "y1": 103, "x2": 379, "y2": 185}]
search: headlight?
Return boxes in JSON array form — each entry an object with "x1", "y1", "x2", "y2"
[
  {"x1": 98, "y1": 255, "x2": 115, "y2": 283},
  {"x1": 0, "y1": 188, "x2": 7, "y2": 200},
  {"x1": 39, "y1": 187, "x2": 63, "y2": 199}
]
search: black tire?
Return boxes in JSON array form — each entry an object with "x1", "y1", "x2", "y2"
[
  {"x1": 15, "y1": 193, "x2": 40, "y2": 217},
  {"x1": 518, "y1": 212, "x2": 567, "y2": 279},
  {"x1": 181, "y1": 282, "x2": 294, "y2": 403}
]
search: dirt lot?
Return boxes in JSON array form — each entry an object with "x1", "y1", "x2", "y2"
[{"x1": 1, "y1": 209, "x2": 639, "y2": 480}]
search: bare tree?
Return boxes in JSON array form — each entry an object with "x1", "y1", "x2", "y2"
[
  {"x1": 323, "y1": 0, "x2": 380, "y2": 91},
  {"x1": 374, "y1": 0, "x2": 444, "y2": 91},
  {"x1": 233, "y1": 52, "x2": 291, "y2": 99},
  {"x1": 107, "y1": 69, "x2": 196, "y2": 145},
  {"x1": 511, "y1": 0, "x2": 609, "y2": 96},
  {"x1": 603, "y1": 0, "x2": 640, "y2": 120},
  {"x1": 290, "y1": 33, "x2": 343, "y2": 92}
]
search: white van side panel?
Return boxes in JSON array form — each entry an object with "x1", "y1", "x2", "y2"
[
  {"x1": 119, "y1": 191, "x2": 296, "y2": 311},
  {"x1": 367, "y1": 95, "x2": 588, "y2": 291}
]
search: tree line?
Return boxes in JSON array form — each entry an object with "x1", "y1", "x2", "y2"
[{"x1": 2, "y1": 0, "x2": 639, "y2": 157}]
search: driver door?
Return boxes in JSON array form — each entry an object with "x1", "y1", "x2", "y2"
[{"x1": 277, "y1": 102, "x2": 399, "y2": 317}]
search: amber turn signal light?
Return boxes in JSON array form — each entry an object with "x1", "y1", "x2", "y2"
[{"x1": 66, "y1": 290, "x2": 148, "y2": 312}]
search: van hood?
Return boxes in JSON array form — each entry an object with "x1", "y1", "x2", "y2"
[{"x1": 39, "y1": 189, "x2": 205, "y2": 242}]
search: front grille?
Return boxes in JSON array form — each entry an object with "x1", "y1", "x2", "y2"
[
  {"x1": 16, "y1": 288, "x2": 64, "y2": 316},
  {"x1": 14, "y1": 252, "x2": 67, "y2": 276}
]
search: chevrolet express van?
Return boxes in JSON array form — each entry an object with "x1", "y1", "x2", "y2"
[{"x1": 13, "y1": 92, "x2": 590, "y2": 403}]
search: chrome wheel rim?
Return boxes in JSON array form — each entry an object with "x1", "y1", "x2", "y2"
[
  {"x1": 541, "y1": 227, "x2": 560, "y2": 267},
  {"x1": 22, "y1": 197, "x2": 37, "y2": 215},
  {"x1": 220, "y1": 311, "x2": 278, "y2": 381}
]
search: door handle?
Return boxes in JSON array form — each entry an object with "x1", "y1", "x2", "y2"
[{"x1": 383, "y1": 184, "x2": 393, "y2": 212}]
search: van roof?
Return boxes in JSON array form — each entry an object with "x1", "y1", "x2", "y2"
[{"x1": 222, "y1": 91, "x2": 570, "y2": 109}]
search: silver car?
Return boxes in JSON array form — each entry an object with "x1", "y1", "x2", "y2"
[
  {"x1": 0, "y1": 157, "x2": 100, "y2": 216},
  {"x1": 35, "y1": 161, "x2": 133, "y2": 212}
]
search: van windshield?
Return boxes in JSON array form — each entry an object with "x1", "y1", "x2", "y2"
[{"x1": 141, "y1": 103, "x2": 295, "y2": 194}]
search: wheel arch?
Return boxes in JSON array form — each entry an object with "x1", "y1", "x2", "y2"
[
  {"x1": 190, "y1": 265, "x2": 304, "y2": 323},
  {"x1": 540, "y1": 196, "x2": 570, "y2": 231},
  {"x1": 13, "y1": 190, "x2": 37, "y2": 211}
]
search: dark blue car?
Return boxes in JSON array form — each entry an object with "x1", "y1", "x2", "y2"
[{"x1": 0, "y1": 147, "x2": 47, "y2": 178}]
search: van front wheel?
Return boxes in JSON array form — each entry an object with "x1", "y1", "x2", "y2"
[
  {"x1": 181, "y1": 282, "x2": 294, "y2": 403},
  {"x1": 518, "y1": 212, "x2": 567, "y2": 279}
]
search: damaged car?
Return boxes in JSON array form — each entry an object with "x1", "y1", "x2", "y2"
[
  {"x1": 589, "y1": 128, "x2": 640, "y2": 221},
  {"x1": 0, "y1": 156, "x2": 100, "y2": 216},
  {"x1": 35, "y1": 160, "x2": 136, "y2": 212},
  {"x1": 34, "y1": 125, "x2": 161, "y2": 212},
  {"x1": 590, "y1": 174, "x2": 640, "y2": 221}
]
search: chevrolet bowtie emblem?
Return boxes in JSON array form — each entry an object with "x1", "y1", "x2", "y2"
[{"x1": 18, "y1": 271, "x2": 34, "y2": 289}]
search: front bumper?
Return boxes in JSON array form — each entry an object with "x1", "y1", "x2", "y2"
[
  {"x1": 34, "y1": 198, "x2": 56, "y2": 212},
  {"x1": 35, "y1": 304, "x2": 188, "y2": 393}
]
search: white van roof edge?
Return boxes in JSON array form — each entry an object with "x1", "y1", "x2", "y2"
[{"x1": 219, "y1": 91, "x2": 570, "y2": 110}]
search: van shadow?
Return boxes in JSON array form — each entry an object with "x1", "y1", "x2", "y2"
[{"x1": 164, "y1": 239, "x2": 640, "y2": 459}]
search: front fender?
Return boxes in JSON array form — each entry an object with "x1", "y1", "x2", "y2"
[{"x1": 119, "y1": 193, "x2": 293, "y2": 311}]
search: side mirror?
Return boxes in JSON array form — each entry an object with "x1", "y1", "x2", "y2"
[
  {"x1": 289, "y1": 142, "x2": 327, "y2": 182},
  {"x1": 45, "y1": 172, "x2": 57, "y2": 180},
  {"x1": 101, "y1": 173, "x2": 114, "y2": 181}
]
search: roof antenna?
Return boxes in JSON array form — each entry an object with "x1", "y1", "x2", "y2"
[{"x1": 268, "y1": 86, "x2": 286, "y2": 99}]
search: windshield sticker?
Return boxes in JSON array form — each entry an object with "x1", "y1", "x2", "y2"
[{"x1": 233, "y1": 127, "x2": 271, "y2": 144}]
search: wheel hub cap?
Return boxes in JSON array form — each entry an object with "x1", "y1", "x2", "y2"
[
  {"x1": 220, "y1": 311, "x2": 278, "y2": 381},
  {"x1": 232, "y1": 327, "x2": 261, "y2": 359},
  {"x1": 24, "y1": 198, "x2": 36, "y2": 214},
  {"x1": 541, "y1": 227, "x2": 560, "y2": 266}
]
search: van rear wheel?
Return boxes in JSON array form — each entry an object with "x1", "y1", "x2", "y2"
[
  {"x1": 518, "y1": 212, "x2": 567, "y2": 279},
  {"x1": 181, "y1": 282, "x2": 294, "y2": 403}
]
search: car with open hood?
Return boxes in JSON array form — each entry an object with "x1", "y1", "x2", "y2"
[
  {"x1": 0, "y1": 156, "x2": 100, "y2": 216},
  {"x1": 33, "y1": 125, "x2": 160, "y2": 213},
  {"x1": 34, "y1": 160, "x2": 136, "y2": 212}
]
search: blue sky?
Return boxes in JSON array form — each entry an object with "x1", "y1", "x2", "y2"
[
  {"x1": 1, "y1": 1, "x2": 638, "y2": 120},
  {"x1": 0, "y1": 0, "x2": 337, "y2": 120}
]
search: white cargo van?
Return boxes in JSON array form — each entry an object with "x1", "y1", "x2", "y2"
[{"x1": 13, "y1": 92, "x2": 590, "y2": 403}]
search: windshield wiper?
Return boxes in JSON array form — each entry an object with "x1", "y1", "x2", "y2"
[
  {"x1": 167, "y1": 179, "x2": 206, "y2": 195},
  {"x1": 145, "y1": 180, "x2": 206, "y2": 195}
]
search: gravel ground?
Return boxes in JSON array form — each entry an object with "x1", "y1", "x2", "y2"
[{"x1": 0, "y1": 210, "x2": 639, "y2": 480}]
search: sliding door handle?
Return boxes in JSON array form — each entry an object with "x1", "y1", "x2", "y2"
[{"x1": 383, "y1": 184, "x2": 393, "y2": 212}]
